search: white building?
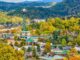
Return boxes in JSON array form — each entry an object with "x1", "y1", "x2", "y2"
[{"x1": 32, "y1": 19, "x2": 46, "y2": 23}]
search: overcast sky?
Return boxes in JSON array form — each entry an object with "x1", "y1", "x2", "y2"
[{"x1": 0, "y1": 0, "x2": 62, "y2": 3}]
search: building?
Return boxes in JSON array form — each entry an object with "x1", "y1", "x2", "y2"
[{"x1": 32, "y1": 19, "x2": 46, "y2": 23}]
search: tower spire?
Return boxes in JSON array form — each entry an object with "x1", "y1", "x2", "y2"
[{"x1": 21, "y1": 8, "x2": 27, "y2": 31}]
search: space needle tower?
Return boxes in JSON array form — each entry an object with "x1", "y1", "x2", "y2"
[{"x1": 21, "y1": 8, "x2": 30, "y2": 38}]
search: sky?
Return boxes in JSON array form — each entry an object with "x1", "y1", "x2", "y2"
[{"x1": 0, "y1": 0, "x2": 62, "y2": 3}]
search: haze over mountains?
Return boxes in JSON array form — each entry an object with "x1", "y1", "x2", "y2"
[
  {"x1": 0, "y1": 0, "x2": 80, "y2": 19},
  {"x1": 0, "y1": 0, "x2": 62, "y2": 3}
]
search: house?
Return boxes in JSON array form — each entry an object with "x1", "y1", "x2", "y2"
[{"x1": 75, "y1": 47, "x2": 80, "y2": 51}]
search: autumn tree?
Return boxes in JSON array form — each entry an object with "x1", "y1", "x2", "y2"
[
  {"x1": 76, "y1": 34, "x2": 80, "y2": 46},
  {"x1": 0, "y1": 43, "x2": 24, "y2": 60},
  {"x1": 44, "y1": 40, "x2": 51, "y2": 53},
  {"x1": 40, "y1": 22, "x2": 56, "y2": 34}
]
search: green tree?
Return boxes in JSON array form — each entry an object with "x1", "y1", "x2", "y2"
[
  {"x1": 51, "y1": 30, "x2": 60, "y2": 44},
  {"x1": 14, "y1": 35, "x2": 19, "y2": 41},
  {"x1": 20, "y1": 38, "x2": 26, "y2": 47},
  {"x1": 68, "y1": 42, "x2": 73, "y2": 46},
  {"x1": 61, "y1": 39, "x2": 67, "y2": 47},
  {"x1": 14, "y1": 41, "x2": 19, "y2": 47},
  {"x1": 32, "y1": 47, "x2": 39, "y2": 59},
  {"x1": 27, "y1": 47, "x2": 32, "y2": 52},
  {"x1": 32, "y1": 48, "x2": 37, "y2": 57}
]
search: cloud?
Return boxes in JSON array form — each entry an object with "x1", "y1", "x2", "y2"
[{"x1": 0, "y1": 0, "x2": 25, "y2": 2}]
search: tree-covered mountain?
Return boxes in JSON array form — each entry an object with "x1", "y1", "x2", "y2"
[
  {"x1": 50, "y1": 0, "x2": 80, "y2": 17},
  {"x1": 0, "y1": 1, "x2": 56, "y2": 11},
  {"x1": 0, "y1": 0, "x2": 80, "y2": 19}
]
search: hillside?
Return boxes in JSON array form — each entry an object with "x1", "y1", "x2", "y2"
[
  {"x1": 0, "y1": 1, "x2": 55, "y2": 11},
  {"x1": 51, "y1": 0, "x2": 80, "y2": 17},
  {"x1": 0, "y1": 0, "x2": 80, "y2": 19}
]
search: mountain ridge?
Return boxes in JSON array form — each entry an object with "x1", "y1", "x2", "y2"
[{"x1": 0, "y1": 1, "x2": 56, "y2": 11}]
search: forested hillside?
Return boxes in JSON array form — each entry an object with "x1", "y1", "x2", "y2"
[{"x1": 0, "y1": 0, "x2": 80, "y2": 18}]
